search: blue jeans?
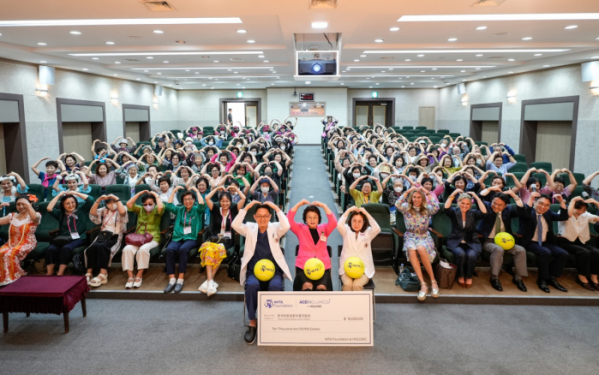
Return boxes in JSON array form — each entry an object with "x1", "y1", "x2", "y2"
[
  {"x1": 165, "y1": 240, "x2": 197, "y2": 275},
  {"x1": 525, "y1": 242, "x2": 568, "y2": 280},
  {"x1": 245, "y1": 273, "x2": 283, "y2": 320},
  {"x1": 46, "y1": 238, "x2": 87, "y2": 266}
]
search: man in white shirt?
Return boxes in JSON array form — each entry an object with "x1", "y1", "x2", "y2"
[{"x1": 558, "y1": 197, "x2": 599, "y2": 291}]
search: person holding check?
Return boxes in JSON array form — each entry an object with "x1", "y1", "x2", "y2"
[{"x1": 231, "y1": 200, "x2": 292, "y2": 345}]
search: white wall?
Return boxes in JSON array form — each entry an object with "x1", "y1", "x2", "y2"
[
  {"x1": 267, "y1": 87, "x2": 348, "y2": 144},
  {"x1": 437, "y1": 64, "x2": 599, "y2": 177},
  {"x1": 0, "y1": 58, "x2": 178, "y2": 182}
]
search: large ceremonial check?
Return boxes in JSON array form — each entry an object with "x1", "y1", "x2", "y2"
[{"x1": 257, "y1": 291, "x2": 373, "y2": 346}]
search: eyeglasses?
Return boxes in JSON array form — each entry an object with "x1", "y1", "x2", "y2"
[{"x1": 255, "y1": 215, "x2": 270, "y2": 219}]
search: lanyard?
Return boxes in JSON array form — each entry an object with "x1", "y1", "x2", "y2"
[
  {"x1": 183, "y1": 208, "x2": 193, "y2": 227},
  {"x1": 102, "y1": 209, "x2": 118, "y2": 230},
  {"x1": 220, "y1": 208, "x2": 231, "y2": 233},
  {"x1": 66, "y1": 214, "x2": 78, "y2": 234}
]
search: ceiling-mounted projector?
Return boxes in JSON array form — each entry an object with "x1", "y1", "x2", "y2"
[{"x1": 298, "y1": 53, "x2": 336, "y2": 75}]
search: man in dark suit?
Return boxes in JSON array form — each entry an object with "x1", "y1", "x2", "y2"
[
  {"x1": 518, "y1": 192, "x2": 569, "y2": 293},
  {"x1": 227, "y1": 108, "x2": 233, "y2": 125},
  {"x1": 476, "y1": 188, "x2": 527, "y2": 292}
]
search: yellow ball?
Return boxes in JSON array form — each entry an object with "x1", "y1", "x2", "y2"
[
  {"x1": 304, "y1": 258, "x2": 325, "y2": 280},
  {"x1": 344, "y1": 257, "x2": 365, "y2": 279},
  {"x1": 494, "y1": 232, "x2": 515, "y2": 250},
  {"x1": 254, "y1": 259, "x2": 275, "y2": 282}
]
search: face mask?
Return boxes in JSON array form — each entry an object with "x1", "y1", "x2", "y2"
[
  {"x1": 108, "y1": 203, "x2": 117, "y2": 211},
  {"x1": 261, "y1": 187, "x2": 269, "y2": 193},
  {"x1": 352, "y1": 173, "x2": 361, "y2": 179},
  {"x1": 220, "y1": 131, "x2": 225, "y2": 135},
  {"x1": 208, "y1": 141, "x2": 214, "y2": 146},
  {"x1": 186, "y1": 141, "x2": 192, "y2": 145},
  {"x1": 250, "y1": 151, "x2": 257, "y2": 156},
  {"x1": 394, "y1": 187, "x2": 403, "y2": 193},
  {"x1": 143, "y1": 204, "x2": 155, "y2": 212},
  {"x1": 280, "y1": 145, "x2": 286, "y2": 150},
  {"x1": 380, "y1": 173, "x2": 389, "y2": 179},
  {"x1": 409, "y1": 175, "x2": 417, "y2": 181}
]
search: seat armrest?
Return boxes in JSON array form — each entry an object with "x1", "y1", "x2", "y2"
[
  {"x1": 429, "y1": 228, "x2": 443, "y2": 238},
  {"x1": 391, "y1": 227, "x2": 404, "y2": 237}
]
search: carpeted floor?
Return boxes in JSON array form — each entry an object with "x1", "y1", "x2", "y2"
[{"x1": 1, "y1": 299, "x2": 598, "y2": 375}]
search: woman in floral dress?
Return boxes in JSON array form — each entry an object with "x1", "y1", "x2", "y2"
[
  {"x1": 395, "y1": 186, "x2": 440, "y2": 301},
  {"x1": 0, "y1": 194, "x2": 40, "y2": 286}
]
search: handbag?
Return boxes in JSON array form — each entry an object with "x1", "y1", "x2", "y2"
[
  {"x1": 52, "y1": 236, "x2": 73, "y2": 248},
  {"x1": 227, "y1": 250, "x2": 241, "y2": 282},
  {"x1": 435, "y1": 259, "x2": 458, "y2": 289},
  {"x1": 96, "y1": 230, "x2": 114, "y2": 242},
  {"x1": 125, "y1": 222, "x2": 153, "y2": 247},
  {"x1": 72, "y1": 253, "x2": 85, "y2": 275},
  {"x1": 395, "y1": 267, "x2": 421, "y2": 292}
]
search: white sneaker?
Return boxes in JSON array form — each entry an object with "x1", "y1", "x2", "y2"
[
  {"x1": 133, "y1": 277, "x2": 143, "y2": 288},
  {"x1": 207, "y1": 280, "x2": 217, "y2": 296},
  {"x1": 198, "y1": 280, "x2": 209, "y2": 293}
]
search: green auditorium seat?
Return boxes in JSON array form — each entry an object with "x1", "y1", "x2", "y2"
[
  {"x1": 391, "y1": 208, "x2": 408, "y2": 273},
  {"x1": 106, "y1": 184, "x2": 132, "y2": 202},
  {"x1": 508, "y1": 163, "x2": 529, "y2": 173},
  {"x1": 26, "y1": 184, "x2": 46, "y2": 203},
  {"x1": 415, "y1": 126, "x2": 427, "y2": 130},
  {"x1": 513, "y1": 154, "x2": 527, "y2": 164},
  {"x1": 361, "y1": 203, "x2": 393, "y2": 265},
  {"x1": 402, "y1": 126, "x2": 414, "y2": 130},
  {"x1": 436, "y1": 129, "x2": 450, "y2": 134},
  {"x1": 530, "y1": 161, "x2": 552, "y2": 171},
  {"x1": 87, "y1": 184, "x2": 103, "y2": 200},
  {"x1": 430, "y1": 207, "x2": 453, "y2": 263},
  {"x1": 26, "y1": 202, "x2": 57, "y2": 262}
]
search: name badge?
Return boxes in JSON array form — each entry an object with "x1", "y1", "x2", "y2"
[
  {"x1": 183, "y1": 226, "x2": 192, "y2": 235},
  {"x1": 320, "y1": 234, "x2": 327, "y2": 242},
  {"x1": 223, "y1": 231, "x2": 231, "y2": 239},
  {"x1": 71, "y1": 232, "x2": 80, "y2": 240}
]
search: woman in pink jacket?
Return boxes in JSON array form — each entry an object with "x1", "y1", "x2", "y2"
[
  {"x1": 288, "y1": 199, "x2": 338, "y2": 291},
  {"x1": 210, "y1": 150, "x2": 237, "y2": 173}
]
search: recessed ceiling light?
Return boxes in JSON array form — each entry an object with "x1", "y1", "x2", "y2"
[
  {"x1": 202, "y1": 84, "x2": 206, "y2": 86},
  {"x1": 483, "y1": 76, "x2": 487, "y2": 78},
  {"x1": 508, "y1": 71, "x2": 514, "y2": 73},
  {"x1": 305, "y1": 81, "x2": 311, "y2": 84},
  {"x1": 70, "y1": 31, "x2": 81, "y2": 35},
  {"x1": 154, "y1": 82, "x2": 157, "y2": 83},
  {"x1": 263, "y1": 60, "x2": 269, "y2": 63},
  {"x1": 0, "y1": 18, "x2": 243, "y2": 27},
  {"x1": 410, "y1": 83, "x2": 414, "y2": 85},
  {"x1": 236, "y1": 29, "x2": 247, "y2": 33},
  {"x1": 508, "y1": 58, "x2": 515, "y2": 61},
  {"x1": 434, "y1": 86, "x2": 438, "y2": 88},
  {"x1": 311, "y1": 22, "x2": 328, "y2": 29},
  {"x1": 146, "y1": 56, "x2": 153, "y2": 59},
  {"x1": 591, "y1": 56, "x2": 599, "y2": 59},
  {"x1": 195, "y1": 72, "x2": 199, "y2": 74},
  {"x1": 448, "y1": 38, "x2": 457, "y2": 42},
  {"x1": 375, "y1": 83, "x2": 379, "y2": 85},
  {"x1": 405, "y1": 59, "x2": 411, "y2": 61},
  {"x1": 522, "y1": 37, "x2": 532, "y2": 40},
  {"x1": 341, "y1": 83, "x2": 345, "y2": 85},
  {"x1": 247, "y1": 40, "x2": 255, "y2": 43},
  {"x1": 354, "y1": 59, "x2": 360, "y2": 62},
  {"x1": 456, "y1": 59, "x2": 463, "y2": 61},
  {"x1": 153, "y1": 30, "x2": 164, "y2": 34},
  {"x1": 374, "y1": 39, "x2": 384, "y2": 43},
  {"x1": 115, "y1": 61, "x2": 121, "y2": 64},
  {"x1": 92, "y1": 57, "x2": 99, "y2": 60},
  {"x1": 258, "y1": 55, "x2": 265, "y2": 58},
  {"x1": 381, "y1": 70, "x2": 386, "y2": 73},
  {"x1": 401, "y1": 86, "x2": 405, "y2": 88},
  {"x1": 82, "y1": 68, "x2": 88, "y2": 71},
  {"x1": 272, "y1": 71, "x2": 277, "y2": 73},
  {"x1": 534, "y1": 53, "x2": 542, "y2": 56},
  {"x1": 185, "y1": 69, "x2": 190, "y2": 72},
  {"x1": 143, "y1": 70, "x2": 149, "y2": 72},
  {"x1": 113, "y1": 74, "x2": 118, "y2": 76},
  {"x1": 136, "y1": 78, "x2": 140, "y2": 80},
  {"x1": 390, "y1": 27, "x2": 400, "y2": 31},
  {"x1": 369, "y1": 86, "x2": 373, "y2": 88},
  {"x1": 234, "y1": 71, "x2": 238, "y2": 74},
  {"x1": 106, "y1": 41, "x2": 115, "y2": 45},
  {"x1": 432, "y1": 68, "x2": 437, "y2": 70},
  {"x1": 37, "y1": 42, "x2": 46, "y2": 46},
  {"x1": 417, "y1": 54, "x2": 424, "y2": 57},
  {"x1": 475, "y1": 67, "x2": 481, "y2": 70},
  {"x1": 421, "y1": 70, "x2": 425, "y2": 72},
  {"x1": 476, "y1": 26, "x2": 487, "y2": 30},
  {"x1": 389, "y1": 68, "x2": 393, "y2": 70},
  {"x1": 476, "y1": 54, "x2": 483, "y2": 57},
  {"x1": 236, "y1": 84, "x2": 240, "y2": 86},
  {"x1": 163, "y1": 61, "x2": 169, "y2": 63},
  {"x1": 157, "y1": 72, "x2": 161, "y2": 75},
  {"x1": 564, "y1": 25, "x2": 578, "y2": 29},
  {"x1": 542, "y1": 64, "x2": 551, "y2": 67},
  {"x1": 214, "y1": 60, "x2": 219, "y2": 63},
  {"x1": 40, "y1": 60, "x2": 47, "y2": 63}
]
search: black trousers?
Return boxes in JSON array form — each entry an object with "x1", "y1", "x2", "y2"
[
  {"x1": 45, "y1": 238, "x2": 87, "y2": 266},
  {"x1": 86, "y1": 235, "x2": 118, "y2": 270},
  {"x1": 560, "y1": 239, "x2": 599, "y2": 278},
  {"x1": 293, "y1": 267, "x2": 332, "y2": 291}
]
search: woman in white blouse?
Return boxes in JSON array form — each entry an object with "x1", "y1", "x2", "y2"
[{"x1": 337, "y1": 206, "x2": 381, "y2": 291}]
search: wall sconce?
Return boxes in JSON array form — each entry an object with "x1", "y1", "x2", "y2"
[
  {"x1": 507, "y1": 92, "x2": 517, "y2": 103},
  {"x1": 460, "y1": 95, "x2": 468, "y2": 106},
  {"x1": 35, "y1": 88, "x2": 48, "y2": 97},
  {"x1": 110, "y1": 96, "x2": 119, "y2": 105}
]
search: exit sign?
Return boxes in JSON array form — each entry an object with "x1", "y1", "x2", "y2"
[
  {"x1": 236, "y1": 91, "x2": 243, "y2": 98},
  {"x1": 371, "y1": 91, "x2": 378, "y2": 98}
]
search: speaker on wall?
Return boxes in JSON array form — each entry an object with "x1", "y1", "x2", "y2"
[
  {"x1": 154, "y1": 85, "x2": 163, "y2": 96},
  {"x1": 38, "y1": 65, "x2": 55, "y2": 85},
  {"x1": 457, "y1": 83, "x2": 466, "y2": 95}
]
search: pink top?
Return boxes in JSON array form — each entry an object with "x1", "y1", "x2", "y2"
[
  {"x1": 210, "y1": 151, "x2": 237, "y2": 172},
  {"x1": 520, "y1": 186, "x2": 552, "y2": 205},
  {"x1": 288, "y1": 209, "x2": 337, "y2": 270}
]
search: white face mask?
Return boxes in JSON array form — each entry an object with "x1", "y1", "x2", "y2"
[
  {"x1": 261, "y1": 187, "x2": 269, "y2": 193},
  {"x1": 394, "y1": 187, "x2": 403, "y2": 193},
  {"x1": 250, "y1": 151, "x2": 257, "y2": 156},
  {"x1": 186, "y1": 141, "x2": 192, "y2": 145},
  {"x1": 352, "y1": 173, "x2": 361, "y2": 179},
  {"x1": 380, "y1": 173, "x2": 389, "y2": 179},
  {"x1": 143, "y1": 204, "x2": 155, "y2": 212},
  {"x1": 208, "y1": 141, "x2": 214, "y2": 146},
  {"x1": 220, "y1": 131, "x2": 225, "y2": 135},
  {"x1": 107, "y1": 203, "x2": 117, "y2": 211},
  {"x1": 409, "y1": 175, "x2": 417, "y2": 181}
]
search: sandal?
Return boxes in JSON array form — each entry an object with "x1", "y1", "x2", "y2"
[
  {"x1": 89, "y1": 273, "x2": 108, "y2": 288},
  {"x1": 133, "y1": 277, "x2": 143, "y2": 288},
  {"x1": 431, "y1": 280, "x2": 440, "y2": 298},
  {"x1": 417, "y1": 283, "x2": 428, "y2": 302},
  {"x1": 85, "y1": 273, "x2": 93, "y2": 284},
  {"x1": 125, "y1": 277, "x2": 135, "y2": 289}
]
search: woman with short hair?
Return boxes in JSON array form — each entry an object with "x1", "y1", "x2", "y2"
[{"x1": 337, "y1": 206, "x2": 380, "y2": 291}]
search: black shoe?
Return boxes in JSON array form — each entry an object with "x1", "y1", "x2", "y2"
[
  {"x1": 576, "y1": 277, "x2": 595, "y2": 292},
  {"x1": 591, "y1": 281, "x2": 599, "y2": 291},
  {"x1": 174, "y1": 283, "x2": 184, "y2": 293},
  {"x1": 490, "y1": 278, "x2": 503, "y2": 292},
  {"x1": 164, "y1": 283, "x2": 176, "y2": 293},
  {"x1": 537, "y1": 279, "x2": 550, "y2": 293},
  {"x1": 244, "y1": 326, "x2": 257, "y2": 345},
  {"x1": 548, "y1": 277, "x2": 567, "y2": 292},
  {"x1": 512, "y1": 277, "x2": 527, "y2": 292}
]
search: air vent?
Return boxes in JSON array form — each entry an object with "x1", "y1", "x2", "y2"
[
  {"x1": 489, "y1": 56, "x2": 504, "y2": 59},
  {"x1": 493, "y1": 32, "x2": 510, "y2": 36},
  {"x1": 128, "y1": 36, "x2": 142, "y2": 39},
  {"x1": 230, "y1": 58, "x2": 244, "y2": 61},
  {"x1": 124, "y1": 59, "x2": 140, "y2": 62},
  {"x1": 201, "y1": 55, "x2": 210, "y2": 59},
  {"x1": 309, "y1": 0, "x2": 337, "y2": 9},
  {"x1": 140, "y1": 1, "x2": 176, "y2": 12},
  {"x1": 380, "y1": 56, "x2": 394, "y2": 60},
  {"x1": 472, "y1": 0, "x2": 506, "y2": 6}
]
